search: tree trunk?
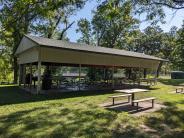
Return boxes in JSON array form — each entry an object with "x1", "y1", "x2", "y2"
[
  {"x1": 165, "y1": 66, "x2": 167, "y2": 76},
  {"x1": 13, "y1": 57, "x2": 18, "y2": 84},
  {"x1": 128, "y1": 68, "x2": 132, "y2": 79},
  {"x1": 156, "y1": 62, "x2": 163, "y2": 78},
  {"x1": 143, "y1": 68, "x2": 147, "y2": 78}
]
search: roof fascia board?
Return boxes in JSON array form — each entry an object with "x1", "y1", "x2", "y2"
[
  {"x1": 24, "y1": 34, "x2": 41, "y2": 45},
  {"x1": 39, "y1": 44, "x2": 166, "y2": 62}
]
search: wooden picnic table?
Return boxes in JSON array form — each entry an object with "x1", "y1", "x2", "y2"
[{"x1": 114, "y1": 89, "x2": 149, "y2": 106}]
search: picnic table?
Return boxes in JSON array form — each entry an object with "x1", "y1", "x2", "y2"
[
  {"x1": 140, "y1": 78, "x2": 157, "y2": 86},
  {"x1": 114, "y1": 88, "x2": 149, "y2": 106}
]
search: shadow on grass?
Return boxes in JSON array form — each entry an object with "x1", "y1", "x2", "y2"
[
  {"x1": 106, "y1": 104, "x2": 156, "y2": 115},
  {"x1": 148, "y1": 87, "x2": 160, "y2": 91},
  {"x1": 107, "y1": 96, "x2": 184, "y2": 137},
  {"x1": 0, "y1": 85, "x2": 115, "y2": 106},
  {"x1": 144, "y1": 100, "x2": 184, "y2": 138},
  {"x1": 0, "y1": 103, "x2": 116, "y2": 137},
  {"x1": 1, "y1": 101, "x2": 183, "y2": 138},
  {"x1": 0, "y1": 84, "x2": 151, "y2": 106},
  {"x1": 1, "y1": 84, "x2": 184, "y2": 137},
  {"x1": 0, "y1": 101, "x2": 152, "y2": 138},
  {"x1": 159, "y1": 79, "x2": 184, "y2": 86}
]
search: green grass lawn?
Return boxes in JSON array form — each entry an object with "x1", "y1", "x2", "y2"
[{"x1": 0, "y1": 79, "x2": 184, "y2": 138}]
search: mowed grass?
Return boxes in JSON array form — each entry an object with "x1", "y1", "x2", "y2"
[{"x1": 0, "y1": 79, "x2": 184, "y2": 138}]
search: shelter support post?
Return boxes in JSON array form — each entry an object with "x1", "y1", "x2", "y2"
[
  {"x1": 29, "y1": 63, "x2": 32, "y2": 89},
  {"x1": 103, "y1": 67, "x2": 106, "y2": 79},
  {"x1": 37, "y1": 61, "x2": 41, "y2": 94},
  {"x1": 23, "y1": 64, "x2": 26, "y2": 88},
  {"x1": 138, "y1": 67, "x2": 141, "y2": 85},
  {"x1": 79, "y1": 64, "x2": 81, "y2": 91},
  {"x1": 103, "y1": 67, "x2": 106, "y2": 85},
  {"x1": 18, "y1": 64, "x2": 22, "y2": 86},
  {"x1": 112, "y1": 66, "x2": 115, "y2": 89}
]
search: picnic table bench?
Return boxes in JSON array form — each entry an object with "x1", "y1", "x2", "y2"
[
  {"x1": 109, "y1": 94, "x2": 132, "y2": 105},
  {"x1": 133, "y1": 97, "x2": 155, "y2": 111},
  {"x1": 176, "y1": 87, "x2": 184, "y2": 93}
]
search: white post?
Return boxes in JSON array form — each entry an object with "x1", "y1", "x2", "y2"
[
  {"x1": 23, "y1": 64, "x2": 26, "y2": 88},
  {"x1": 37, "y1": 61, "x2": 41, "y2": 94},
  {"x1": 79, "y1": 64, "x2": 81, "y2": 91},
  {"x1": 18, "y1": 64, "x2": 21, "y2": 86},
  {"x1": 138, "y1": 66, "x2": 141, "y2": 85}
]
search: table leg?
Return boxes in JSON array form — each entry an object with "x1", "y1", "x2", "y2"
[{"x1": 132, "y1": 93, "x2": 134, "y2": 106}]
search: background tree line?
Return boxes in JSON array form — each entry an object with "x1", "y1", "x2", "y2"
[
  {"x1": 76, "y1": 0, "x2": 184, "y2": 74},
  {"x1": 0, "y1": 0, "x2": 184, "y2": 83}
]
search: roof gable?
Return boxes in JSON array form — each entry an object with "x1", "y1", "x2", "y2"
[{"x1": 15, "y1": 35, "x2": 38, "y2": 55}]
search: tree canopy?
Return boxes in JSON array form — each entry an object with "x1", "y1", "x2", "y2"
[
  {"x1": 76, "y1": 0, "x2": 184, "y2": 72},
  {"x1": 0, "y1": 0, "x2": 184, "y2": 82},
  {"x1": 0, "y1": 0, "x2": 86, "y2": 83},
  {"x1": 172, "y1": 21, "x2": 184, "y2": 70}
]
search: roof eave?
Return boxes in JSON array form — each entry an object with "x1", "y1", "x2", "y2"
[{"x1": 39, "y1": 44, "x2": 166, "y2": 62}]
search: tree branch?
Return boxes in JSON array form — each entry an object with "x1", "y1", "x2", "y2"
[
  {"x1": 59, "y1": 21, "x2": 75, "y2": 40},
  {"x1": 151, "y1": 1, "x2": 184, "y2": 9}
]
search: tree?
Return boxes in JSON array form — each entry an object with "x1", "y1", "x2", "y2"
[
  {"x1": 30, "y1": 4, "x2": 83, "y2": 40},
  {"x1": 76, "y1": 0, "x2": 139, "y2": 80},
  {"x1": 0, "y1": 41, "x2": 12, "y2": 82},
  {"x1": 92, "y1": 0, "x2": 139, "y2": 48},
  {"x1": 140, "y1": 26, "x2": 163, "y2": 55},
  {"x1": 131, "y1": 0, "x2": 184, "y2": 25},
  {"x1": 121, "y1": 26, "x2": 164, "y2": 56},
  {"x1": 172, "y1": 21, "x2": 184, "y2": 70},
  {"x1": 0, "y1": 0, "x2": 86, "y2": 83},
  {"x1": 76, "y1": 18, "x2": 93, "y2": 44},
  {"x1": 161, "y1": 26, "x2": 177, "y2": 60},
  {"x1": 133, "y1": 0, "x2": 184, "y2": 10}
]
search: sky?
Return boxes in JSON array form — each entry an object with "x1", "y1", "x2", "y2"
[{"x1": 67, "y1": 0, "x2": 184, "y2": 42}]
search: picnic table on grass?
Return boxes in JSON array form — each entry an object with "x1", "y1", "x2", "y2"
[{"x1": 114, "y1": 88, "x2": 149, "y2": 106}]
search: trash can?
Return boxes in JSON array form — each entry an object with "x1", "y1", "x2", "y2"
[{"x1": 171, "y1": 71, "x2": 184, "y2": 79}]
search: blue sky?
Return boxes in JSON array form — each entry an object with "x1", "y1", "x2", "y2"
[{"x1": 67, "y1": 0, "x2": 184, "y2": 42}]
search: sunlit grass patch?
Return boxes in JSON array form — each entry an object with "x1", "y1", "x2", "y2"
[{"x1": 0, "y1": 79, "x2": 184, "y2": 137}]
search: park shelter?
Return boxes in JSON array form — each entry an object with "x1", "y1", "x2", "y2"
[{"x1": 15, "y1": 35, "x2": 166, "y2": 94}]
